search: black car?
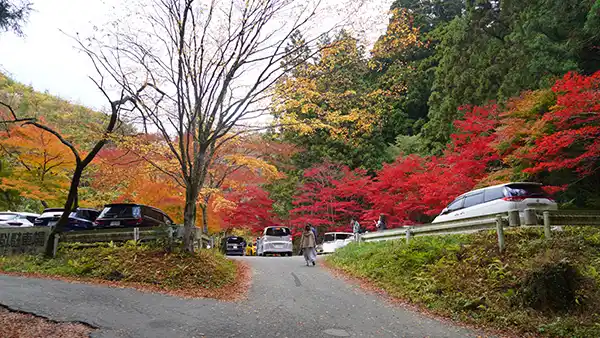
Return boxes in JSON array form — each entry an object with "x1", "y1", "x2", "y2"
[
  {"x1": 33, "y1": 208, "x2": 65, "y2": 227},
  {"x1": 65, "y1": 208, "x2": 101, "y2": 231},
  {"x1": 221, "y1": 236, "x2": 246, "y2": 256},
  {"x1": 94, "y1": 203, "x2": 174, "y2": 228}
]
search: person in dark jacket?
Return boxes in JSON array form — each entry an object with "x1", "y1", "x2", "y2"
[{"x1": 375, "y1": 214, "x2": 387, "y2": 231}]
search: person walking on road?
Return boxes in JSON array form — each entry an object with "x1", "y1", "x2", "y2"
[
  {"x1": 375, "y1": 214, "x2": 387, "y2": 231},
  {"x1": 301, "y1": 225, "x2": 317, "y2": 266},
  {"x1": 351, "y1": 217, "x2": 361, "y2": 234}
]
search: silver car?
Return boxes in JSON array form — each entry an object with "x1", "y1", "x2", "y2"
[{"x1": 257, "y1": 226, "x2": 293, "y2": 257}]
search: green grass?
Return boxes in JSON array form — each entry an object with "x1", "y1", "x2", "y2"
[
  {"x1": 328, "y1": 228, "x2": 600, "y2": 337},
  {"x1": 0, "y1": 241, "x2": 237, "y2": 290}
]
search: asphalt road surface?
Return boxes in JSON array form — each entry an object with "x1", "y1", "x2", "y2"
[{"x1": 0, "y1": 256, "x2": 493, "y2": 338}]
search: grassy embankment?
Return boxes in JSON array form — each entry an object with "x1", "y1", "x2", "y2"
[
  {"x1": 327, "y1": 228, "x2": 600, "y2": 337},
  {"x1": 0, "y1": 242, "x2": 245, "y2": 300}
]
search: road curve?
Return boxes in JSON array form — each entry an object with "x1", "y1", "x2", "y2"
[{"x1": 0, "y1": 256, "x2": 493, "y2": 338}]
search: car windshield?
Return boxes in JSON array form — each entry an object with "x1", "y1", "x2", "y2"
[
  {"x1": 226, "y1": 237, "x2": 245, "y2": 244},
  {"x1": 505, "y1": 184, "x2": 548, "y2": 198},
  {"x1": 99, "y1": 205, "x2": 141, "y2": 218},
  {"x1": 265, "y1": 227, "x2": 290, "y2": 236},
  {"x1": 0, "y1": 213, "x2": 17, "y2": 221}
]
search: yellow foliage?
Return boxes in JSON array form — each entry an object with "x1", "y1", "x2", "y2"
[{"x1": 371, "y1": 8, "x2": 424, "y2": 63}]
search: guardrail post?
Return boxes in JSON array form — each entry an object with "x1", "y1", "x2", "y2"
[
  {"x1": 508, "y1": 210, "x2": 520, "y2": 227},
  {"x1": 167, "y1": 225, "x2": 174, "y2": 251},
  {"x1": 52, "y1": 234, "x2": 60, "y2": 258},
  {"x1": 496, "y1": 215, "x2": 505, "y2": 253},
  {"x1": 133, "y1": 227, "x2": 140, "y2": 242},
  {"x1": 543, "y1": 211, "x2": 552, "y2": 239},
  {"x1": 405, "y1": 228, "x2": 412, "y2": 245},
  {"x1": 524, "y1": 208, "x2": 538, "y2": 226}
]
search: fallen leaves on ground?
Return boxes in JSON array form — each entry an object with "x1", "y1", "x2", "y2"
[{"x1": 0, "y1": 306, "x2": 94, "y2": 338}]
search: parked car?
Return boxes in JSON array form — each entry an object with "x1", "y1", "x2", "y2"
[
  {"x1": 432, "y1": 182, "x2": 558, "y2": 224},
  {"x1": 0, "y1": 212, "x2": 40, "y2": 227},
  {"x1": 65, "y1": 208, "x2": 101, "y2": 231},
  {"x1": 245, "y1": 240, "x2": 257, "y2": 256},
  {"x1": 33, "y1": 208, "x2": 65, "y2": 227},
  {"x1": 94, "y1": 203, "x2": 174, "y2": 228},
  {"x1": 221, "y1": 236, "x2": 247, "y2": 256},
  {"x1": 322, "y1": 232, "x2": 355, "y2": 254},
  {"x1": 257, "y1": 226, "x2": 293, "y2": 257},
  {"x1": 316, "y1": 243, "x2": 324, "y2": 255}
]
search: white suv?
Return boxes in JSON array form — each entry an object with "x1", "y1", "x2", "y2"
[
  {"x1": 432, "y1": 182, "x2": 558, "y2": 223},
  {"x1": 0, "y1": 212, "x2": 40, "y2": 227}
]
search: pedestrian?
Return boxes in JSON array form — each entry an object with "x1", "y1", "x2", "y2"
[
  {"x1": 301, "y1": 224, "x2": 317, "y2": 266},
  {"x1": 351, "y1": 217, "x2": 361, "y2": 234},
  {"x1": 376, "y1": 214, "x2": 387, "y2": 231}
]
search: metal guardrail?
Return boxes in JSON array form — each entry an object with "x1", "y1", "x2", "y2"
[
  {"x1": 59, "y1": 225, "x2": 211, "y2": 247},
  {"x1": 59, "y1": 226, "x2": 172, "y2": 243},
  {"x1": 360, "y1": 214, "x2": 501, "y2": 243},
  {"x1": 359, "y1": 209, "x2": 600, "y2": 249}
]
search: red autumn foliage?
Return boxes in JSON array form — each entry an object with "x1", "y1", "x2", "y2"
[
  {"x1": 524, "y1": 71, "x2": 600, "y2": 176},
  {"x1": 289, "y1": 163, "x2": 370, "y2": 234},
  {"x1": 220, "y1": 185, "x2": 277, "y2": 233},
  {"x1": 363, "y1": 104, "x2": 500, "y2": 226}
]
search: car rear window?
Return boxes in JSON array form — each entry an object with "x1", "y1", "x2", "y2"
[
  {"x1": 505, "y1": 184, "x2": 547, "y2": 198},
  {"x1": 226, "y1": 237, "x2": 245, "y2": 244},
  {"x1": 324, "y1": 234, "x2": 335, "y2": 242},
  {"x1": 265, "y1": 227, "x2": 290, "y2": 236},
  {"x1": 99, "y1": 205, "x2": 141, "y2": 218}
]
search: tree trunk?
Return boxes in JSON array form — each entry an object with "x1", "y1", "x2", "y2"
[
  {"x1": 44, "y1": 165, "x2": 83, "y2": 257},
  {"x1": 183, "y1": 184, "x2": 199, "y2": 253},
  {"x1": 201, "y1": 204, "x2": 208, "y2": 235}
]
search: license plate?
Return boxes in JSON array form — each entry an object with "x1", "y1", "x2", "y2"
[
  {"x1": 110, "y1": 221, "x2": 120, "y2": 226},
  {"x1": 274, "y1": 244, "x2": 283, "y2": 248}
]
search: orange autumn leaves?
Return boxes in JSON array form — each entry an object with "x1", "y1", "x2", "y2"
[
  {"x1": 0, "y1": 124, "x2": 75, "y2": 206},
  {"x1": 90, "y1": 134, "x2": 288, "y2": 231},
  {"x1": 1, "y1": 115, "x2": 289, "y2": 232}
]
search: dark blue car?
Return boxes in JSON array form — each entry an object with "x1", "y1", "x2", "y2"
[
  {"x1": 66, "y1": 208, "x2": 101, "y2": 231},
  {"x1": 34, "y1": 208, "x2": 100, "y2": 231},
  {"x1": 221, "y1": 236, "x2": 247, "y2": 256}
]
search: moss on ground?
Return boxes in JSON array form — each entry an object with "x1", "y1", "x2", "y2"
[{"x1": 327, "y1": 227, "x2": 600, "y2": 337}]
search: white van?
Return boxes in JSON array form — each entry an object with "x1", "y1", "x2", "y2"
[
  {"x1": 322, "y1": 232, "x2": 355, "y2": 254},
  {"x1": 257, "y1": 226, "x2": 293, "y2": 257},
  {"x1": 432, "y1": 182, "x2": 558, "y2": 223}
]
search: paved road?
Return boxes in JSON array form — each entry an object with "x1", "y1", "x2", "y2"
[{"x1": 0, "y1": 256, "x2": 492, "y2": 338}]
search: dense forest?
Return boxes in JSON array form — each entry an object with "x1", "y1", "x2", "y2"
[{"x1": 1, "y1": 0, "x2": 600, "y2": 236}]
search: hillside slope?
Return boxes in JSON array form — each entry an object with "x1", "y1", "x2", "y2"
[{"x1": 328, "y1": 228, "x2": 600, "y2": 337}]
